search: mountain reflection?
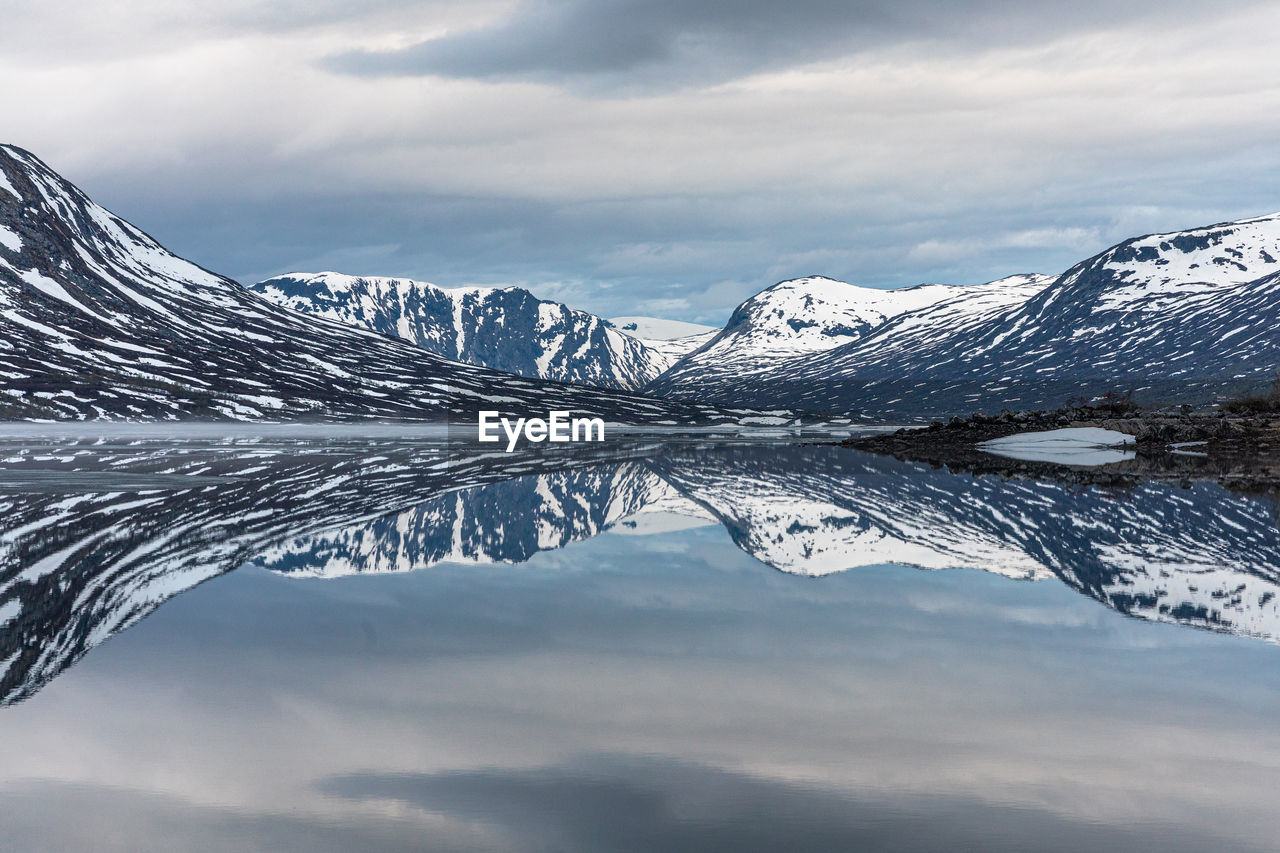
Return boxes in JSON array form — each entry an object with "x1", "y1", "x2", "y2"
[{"x1": 2, "y1": 437, "x2": 1279, "y2": 706}]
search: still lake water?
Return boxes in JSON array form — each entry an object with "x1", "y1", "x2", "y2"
[{"x1": 1, "y1": 432, "x2": 1279, "y2": 852}]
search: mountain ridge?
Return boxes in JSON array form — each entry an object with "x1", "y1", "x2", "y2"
[
  {"x1": 649, "y1": 273, "x2": 1056, "y2": 401},
  {"x1": 648, "y1": 215, "x2": 1280, "y2": 416},
  {"x1": 251, "y1": 271, "x2": 686, "y2": 391}
]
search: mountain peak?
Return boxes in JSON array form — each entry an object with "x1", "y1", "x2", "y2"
[
  {"x1": 645, "y1": 276, "x2": 973, "y2": 393},
  {"x1": 251, "y1": 271, "x2": 686, "y2": 390},
  {"x1": 1072, "y1": 212, "x2": 1280, "y2": 297}
]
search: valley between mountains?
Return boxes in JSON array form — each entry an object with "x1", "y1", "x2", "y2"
[
  {"x1": 4, "y1": 142, "x2": 1280, "y2": 708},
  {"x1": 4, "y1": 142, "x2": 1280, "y2": 425}
]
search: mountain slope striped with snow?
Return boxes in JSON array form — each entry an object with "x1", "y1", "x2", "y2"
[
  {"x1": 650, "y1": 216, "x2": 1280, "y2": 416},
  {"x1": 0, "y1": 144, "x2": 745, "y2": 424}
]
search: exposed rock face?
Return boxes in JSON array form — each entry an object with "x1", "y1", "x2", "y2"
[{"x1": 252, "y1": 273, "x2": 690, "y2": 390}]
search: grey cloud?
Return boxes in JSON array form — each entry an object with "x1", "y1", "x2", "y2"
[
  {"x1": 328, "y1": 0, "x2": 1264, "y2": 91},
  {"x1": 0, "y1": 0, "x2": 494, "y2": 65},
  {"x1": 321, "y1": 754, "x2": 1259, "y2": 853},
  {"x1": 0, "y1": 782, "x2": 460, "y2": 853},
  {"x1": 91, "y1": 152, "x2": 1280, "y2": 324},
  {"x1": 0, "y1": 757, "x2": 1258, "y2": 852},
  {"x1": 13, "y1": 0, "x2": 1280, "y2": 325}
]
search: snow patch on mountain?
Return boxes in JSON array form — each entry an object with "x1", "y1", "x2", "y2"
[
  {"x1": 649, "y1": 276, "x2": 960, "y2": 394},
  {"x1": 635, "y1": 330, "x2": 718, "y2": 365},
  {"x1": 0, "y1": 168, "x2": 19, "y2": 201},
  {"x1": 0, "y1": 225, "x2": 20, "y2": 254},
  {"x1": 720, "y1": 275, "x2": 956, "y2": 357},
  {"x1": 1088, "y1": 213, "x2": 1280, "y2": 310},
  {"x1": 609, "y1": 316, "x2": 718, "y2": 340}
]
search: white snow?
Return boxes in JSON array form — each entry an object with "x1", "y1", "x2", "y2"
[
  {"x1": 609, "y1": 316, "x2": 719, "y2": 340},
  {"x1": 656, "y1": 273, "x2": 1057, "y2": 396},
  {"x1": 533, "y1": 302, "x2": 563, "y2": 376},
  {"x1": 0, "y1": 168, "x2": 18, "y2": 200},
  {"x1": 980, "y1": 427, "x2": 1136, "y2": 465},
  {"x1": 635, "y1": 330, "x2": 717, "y2": 368},
  {"x1": 252, "y1": 271, "x2": 681, "y2": 390},
  {"x1": 735, "y1": 277, "x2": 958, "y2": 356},
  {"x1": 661, "y1": 277, "x2": 996, "y2": 386},
  {"x1": 1093, "y1": 213, "x2": 1280, "y2": 310},
  {"x1": 20, "y1": 268, "x2": 104, "y2": 320},
  {"x1": 0, "y1": 598, "x2": 19, "y2": 627},
  {"x1": 0, "y1": 225, "x2": 21, "y2": 253}
]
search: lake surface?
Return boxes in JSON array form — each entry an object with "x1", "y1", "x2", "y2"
[{"x1": 1, "y1": 434, "x2": 1279, "y2": 852}]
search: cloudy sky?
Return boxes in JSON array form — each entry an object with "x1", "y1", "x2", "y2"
[{"x1": 4, "y1": 0, "x2": 1280, "y2": 322}]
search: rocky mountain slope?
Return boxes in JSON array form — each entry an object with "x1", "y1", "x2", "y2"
[
  {"x1": 251, "y1": 273, "x2": 695, "y2": 390},
  {"x1": 649, "y1": 274, "x2": 1053, "y2": 399},
  {"x1": 0, "y1": 144, "x2": 742, "y2": 424},
  {"x1": 650, "y1": 217, "x2": 1280, "y2": 417}
]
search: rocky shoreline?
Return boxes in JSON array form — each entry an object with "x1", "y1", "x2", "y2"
[{"x1": 843, "y1": 407, "x2": 1280, "y2": 495}]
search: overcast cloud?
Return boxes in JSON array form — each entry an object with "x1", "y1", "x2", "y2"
[
  {"x1": 3, "y1": 0, "x2": 1280, "y2": 322},
  {"x1": 331, "y1": 0, "x2": 1261, "y2": 92}
]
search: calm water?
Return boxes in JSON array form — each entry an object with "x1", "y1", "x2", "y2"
[{"x1": 1, "y1": 435, "x2": 1279, "y2": 852}]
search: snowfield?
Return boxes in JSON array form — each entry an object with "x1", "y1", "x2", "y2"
[{"x1": 979, "y1": 427, "x2": 1137, "y2": 465}]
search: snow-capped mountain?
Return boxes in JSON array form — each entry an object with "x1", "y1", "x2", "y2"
[
  {"x1": 648, "y1": 275, "x2": 1052, "y2": 398},
  {"x1": 251, "y1": 273, "x2": 682, "y2": 390},
  {"x1": 0, "y1": 144, "x2": 741, "y2": 424},
  {"x1": 651, "y1": 216, "x2": 1280, "y2": 417}
]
